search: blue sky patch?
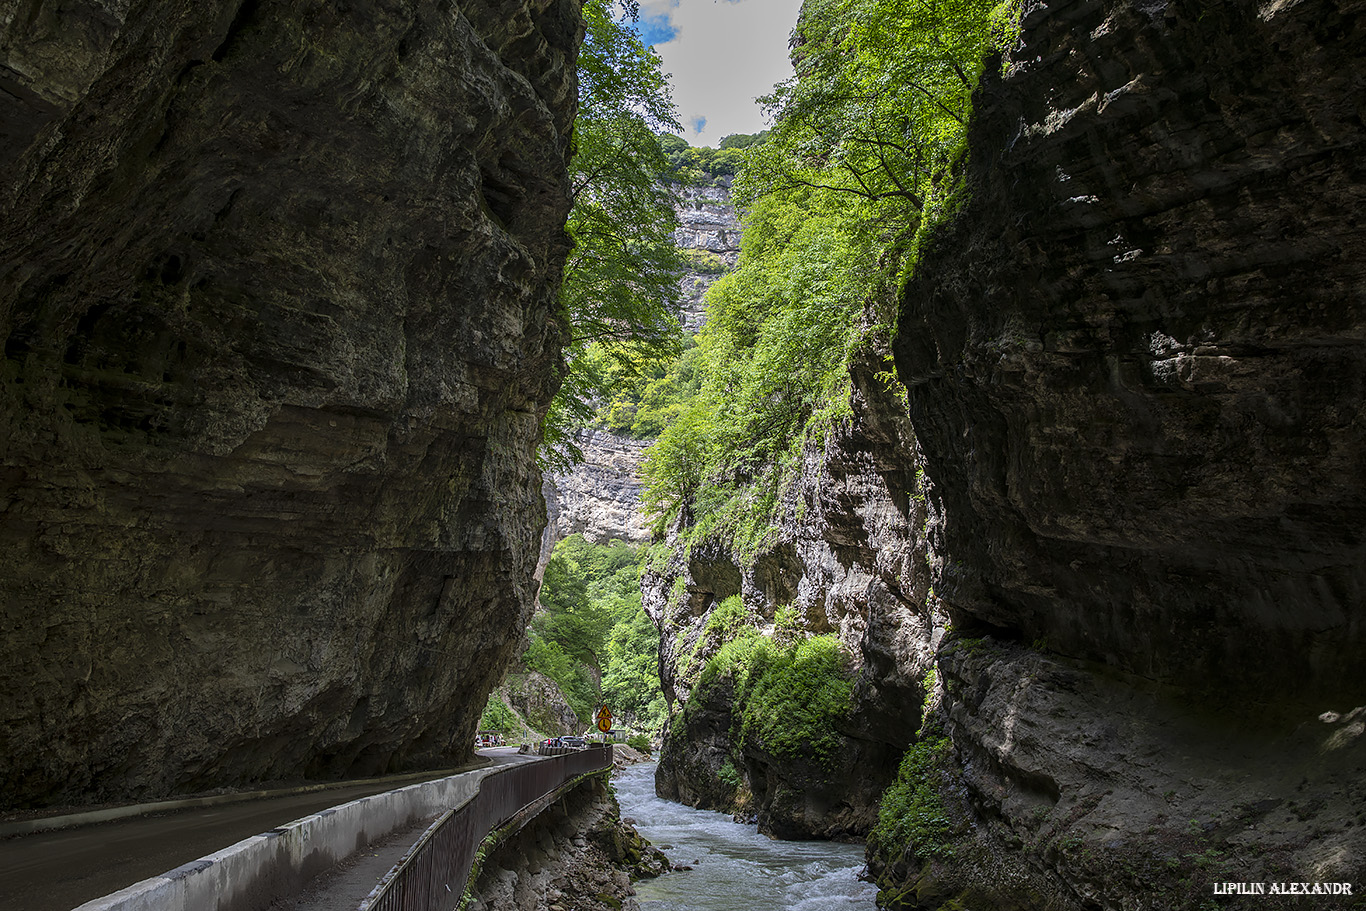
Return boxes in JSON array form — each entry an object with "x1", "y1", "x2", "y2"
[{"x1": 635, "y1": 13, "x2": 677, "y2": 47}]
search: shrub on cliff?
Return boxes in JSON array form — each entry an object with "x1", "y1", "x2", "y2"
[
  {"x1": 867, "y1": 735, "x2": 956, "y2": 865},
  {"x1": 691, "y1": 630, "x2": 856, "y2": 768}
]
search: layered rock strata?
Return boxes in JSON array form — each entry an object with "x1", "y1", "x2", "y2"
[
  {"x1": 544, "y1": 429, "x2": 652, "y2": 545},
  {"x1": 0, "y1": 0, "x2": 578, "y2": 808},
  {"x1": 873, "y1": 0, "x2": 1366, "y2": 906},
  {"x1": 673, "y1": 184, "x2": 740, "y2": 331}
]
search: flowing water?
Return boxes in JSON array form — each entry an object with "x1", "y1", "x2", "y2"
[{"x1": 613, "y1": 762, "x2": 878, "y2": 911}]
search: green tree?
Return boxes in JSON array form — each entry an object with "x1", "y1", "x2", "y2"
[
  {"x1": 742, "y1": 0, "x2": 999, "y2": 218},
  {"x1": 543, "y1": 0, "x2": 686, "y2": 470},
  {"x1": 526, "y1": 536, "x2": 666, "y2": 730},
  {"x1": 639, "y1": 0, "x2": 1009, "y2": 554}
]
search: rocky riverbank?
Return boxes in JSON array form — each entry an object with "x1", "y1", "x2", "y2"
[{"x1": 466, "y1": 758, "x2": 669, "y2": 911}]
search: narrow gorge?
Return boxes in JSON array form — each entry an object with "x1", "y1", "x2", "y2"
[
  {"x1": 1, "y1": 1, "x2": 1363, "y2": 910},
  {"x1": 640, "y1": 1, "x2": 1366, "y2": 909}
]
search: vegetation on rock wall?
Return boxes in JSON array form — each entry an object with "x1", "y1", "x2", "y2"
[
  {"x1": 525, "y1": 535, "x2": 667, "y2": 731},
  {"x1": 657, "y1": 132, "x2": 766, "y2": 186},
  {"x1": 477, "y1": 695, "x2": 521, "y2": 736},
  {"x1": 638, "y1": 0, "x2": 1010, "y2": 557},
  {"x1": 683, "y1": 623, "x2": 857, "y2": 769}
]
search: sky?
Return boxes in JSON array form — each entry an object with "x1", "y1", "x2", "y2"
[{"x1": 634, "y1": 0, "x2": 805, "y2": 146}]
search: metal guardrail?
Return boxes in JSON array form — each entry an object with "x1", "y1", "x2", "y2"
[{"x1": 359, "y1": 745, "x2": 612, "y2": 911}]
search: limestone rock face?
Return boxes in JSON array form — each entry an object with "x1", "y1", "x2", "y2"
[
  {"x1": 0, "y1": 0, "x2": 578, "y2": 808},
  {"x1": 871, "y1": 0, "x2": 1366, "y2": 905},
  {"x1": 648, "y1": 345, "x2": 938, "y2": 839},
  {"x1": 672, "y1": 185, "x2": 740, "y2": 256},
  {"x1": 896, "y1": 0, "x2": 1366, "y2": 708},
  {"x1": 673, "y1": 184, "x2": 740, "y2": 331},
  {"x1": 545, "y1": 430, "x2": 651, "y2": 545}
]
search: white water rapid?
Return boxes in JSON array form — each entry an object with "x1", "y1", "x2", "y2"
[{"x1": 614, "y1": 762, "x2": 878, "y2": 910}]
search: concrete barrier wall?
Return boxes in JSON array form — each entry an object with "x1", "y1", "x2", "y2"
[{"x1": 74, "y1": 765, "x2": 503, "y2": 911}]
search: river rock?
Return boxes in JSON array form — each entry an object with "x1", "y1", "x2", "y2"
[{"x1": 0, "y1": 0, "x2": 577, "y2": 808}]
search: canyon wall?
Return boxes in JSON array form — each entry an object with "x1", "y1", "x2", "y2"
[
  {"x1": 646, "y1": 341, "x2": 939, "y2": 839},
  {"x1": 873, "y1": 0, "x2": 1366, "y2": 906},
  {"x1": 898, "y1": 0, "x2": 1366, "y2": 709},
  {"x1": 673, "y1": 184, "x2": 740, "y2": 331},
  {"x1": 0, "y1": 0, "x2": 578, "y2": 809}
]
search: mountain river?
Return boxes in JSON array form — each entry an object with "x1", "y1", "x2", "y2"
[{"x1": 613, "y1": 762, "x2": 878, "y2": 911}]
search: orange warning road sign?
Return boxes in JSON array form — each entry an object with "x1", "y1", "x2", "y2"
[{"x1": 595, "y1": 705, "x2": 613, "y2": 733}]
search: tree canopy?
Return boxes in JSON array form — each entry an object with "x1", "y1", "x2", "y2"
[
  {"x1": 542, "y1": 0, "x2": 687, "y2": 470},
  {"x1": 527, "y1": 536, "x2": 666, "y2": 729},
  {"x1": 740, "y1": 0, "x2": 1005, "y2": 248}
]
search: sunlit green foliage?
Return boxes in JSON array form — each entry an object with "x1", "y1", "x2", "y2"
[
  {"x1": 657, "y1": 133, "x2": 766, "y2": 186},
  {"x1": 741, "y1": 0, "x2": 1002, "y2": 245},
  {"x1": 585, "y1": 338, "x2": 704, "y2": 439},
  {"x1": 689, "y1": 629, "x2": 855, "y2": 767},
  {"x1": 640, "y1": 186, "x2": 871, "y2": 555},
  {"x1": 543, "y1": 0, "x2": 686, "y2": 470},
  {"x1": 478, "y1": 695, "x2": 519, "y2": 736},
  {"x1": 639, "y1": 0, "x2": 1007, "y2": 555},
  {"x1": 525, "y1": 535, "x2": 666, "y2": 731}
]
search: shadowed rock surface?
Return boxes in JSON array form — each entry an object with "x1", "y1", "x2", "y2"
[
  {"x1": 897, "y1": 0, "x2": 1366, "y2": 709},
  {"x1": 870, "y1": 0, "x2": 1366, "y2": 906},
  {"x1": 0, "y1": 0, "x2": 578, "y2": 809}
]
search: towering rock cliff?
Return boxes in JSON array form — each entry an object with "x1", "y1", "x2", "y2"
[
  {"x1": 0, "y1": 0, "x2": 579, "y2": 809},
  {"x1": 873, "y1": 0, "x2": 1366, "y2": 906}
]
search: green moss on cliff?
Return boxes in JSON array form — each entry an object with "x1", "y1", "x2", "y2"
[
  {"x1": 690, "y1": 630, "x2": 855, "y2": 768},
  {"x1": 868, "y1": 736, "x2": 956, "y2": 863}
]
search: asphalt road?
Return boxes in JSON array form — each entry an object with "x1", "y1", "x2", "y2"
[{"x1": 0, "y1": 749, "x2": 526, "y2": 911}]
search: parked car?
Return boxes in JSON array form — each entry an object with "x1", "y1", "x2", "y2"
[{"x1": 560, "y1": 735, "x2": 587, "y2": 749}]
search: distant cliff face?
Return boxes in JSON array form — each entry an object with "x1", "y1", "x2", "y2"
[
  {"x1": 539, "y1": 185, "x2": 742, "y2": 551},
  {"x1": 544, "y1": 430, "x2": 652, "y2": 546},
  {"x1": 0, "y1": 0, "x2": 578, "y2": 808},
  {"x1": 673, "y1": 184, "x2": 740, "y2": 331},
  {"x1": 872, "y1": 0, "x2": 1366, "y2": 905}
]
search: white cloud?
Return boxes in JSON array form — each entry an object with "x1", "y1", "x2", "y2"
[{"x1": 643, "y1": 0, "x2": 804, "y2": 145}]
